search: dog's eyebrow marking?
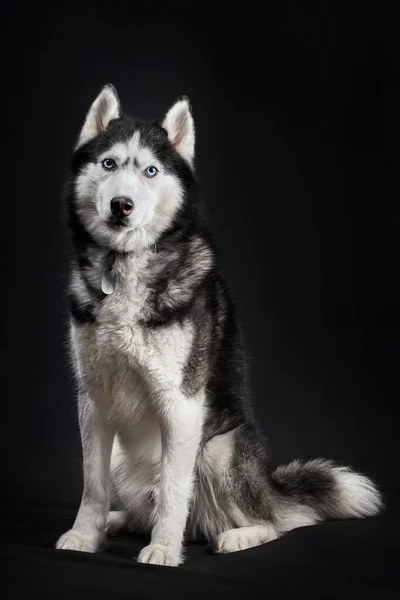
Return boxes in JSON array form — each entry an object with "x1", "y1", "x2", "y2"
[{"x1": 133, "y1": 157, "x2": 139, "y2": 168}]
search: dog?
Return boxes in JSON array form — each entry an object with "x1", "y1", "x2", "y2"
[{"x1": 56, "y1": 84, "x2": 382, "y2": 566}]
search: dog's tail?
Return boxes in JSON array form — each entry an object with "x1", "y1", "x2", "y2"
[{"x1": 269, "y1": 458, "x2": 382, "y2": 533}]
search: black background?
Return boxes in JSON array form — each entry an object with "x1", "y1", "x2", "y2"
[{"x1": 1, "y1": 4, "x2": 399, "y2": 598}]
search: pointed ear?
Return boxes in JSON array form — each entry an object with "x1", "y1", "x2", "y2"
[
  {"x1": 162, "y1": 96, "x2": 195, "y2": 165},
  {"x1": 76, "y1": 84, "x2": 120, "y2": 148}
]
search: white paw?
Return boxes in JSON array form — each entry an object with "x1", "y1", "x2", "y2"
[
  {"x1": 137, "y1": 543, "x2": 182, "y2": 567},
  {"x1": 216, "y1": 525, "x2": 278, "y2": 554},
  {"x1": 56, "y1": 529, "x2": 105, "y2": 553}
]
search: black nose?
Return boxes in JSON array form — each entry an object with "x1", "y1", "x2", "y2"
[{"x1": 110, "y1": 197, "x2": 134, "y2": 217}]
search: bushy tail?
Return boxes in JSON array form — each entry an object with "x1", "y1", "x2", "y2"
[{"x1": 270, "y1": 459, "x2": 383, "y2": 534}]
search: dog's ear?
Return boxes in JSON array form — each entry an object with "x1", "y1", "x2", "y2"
[
  {"x1": 76, "y1": 84, "x2": 121, "y2": 148},
  {"x1": 162, "y1": 96, "x2": 195, "y2": 165}
]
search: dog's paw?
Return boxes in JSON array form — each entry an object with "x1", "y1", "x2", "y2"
[
  {"x1": 56, "y1": 529, "x2": 105, "y2": 553},
  {"x1": 137, "y1": 543, "x2": 182, "y2": 567},
  {"x1": 216, "y1": 525, "x2": 278, "y2": 554}
]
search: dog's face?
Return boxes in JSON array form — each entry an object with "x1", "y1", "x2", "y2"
[{"x1": 71, "y1": 85, "x2": 195, "y2": 252}]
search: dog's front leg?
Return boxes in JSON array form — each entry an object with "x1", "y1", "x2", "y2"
[
  {"x1": 56, "y1": 392, "x2": 114, "y2": 553},
  {"x1": 137, "y1": 392, "x2": 203, "y2": 567}
]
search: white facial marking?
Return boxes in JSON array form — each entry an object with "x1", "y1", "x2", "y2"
[{"x1": 75, "y1": 129, "x2": 183, "y2": 253}]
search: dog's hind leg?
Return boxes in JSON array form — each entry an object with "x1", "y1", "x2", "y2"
[{"x1": 193, "y1": 423, "x2": 281, "y2": 553}]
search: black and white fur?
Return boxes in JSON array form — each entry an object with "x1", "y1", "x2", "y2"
[{"x1": 56, "y1": 85, "x2": 382, "y2": 566}]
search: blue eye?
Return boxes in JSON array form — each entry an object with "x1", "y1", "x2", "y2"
[
  {"x1": 144, "y1": 166, "x2": 158, "y2": 178},
  {"x1": 102, "y1": 158, "x2": 116, "y2": 171}
]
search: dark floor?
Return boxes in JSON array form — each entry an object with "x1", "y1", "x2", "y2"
[{"x1": 2, "y1": 490, "x2": 399, "y2": 599}]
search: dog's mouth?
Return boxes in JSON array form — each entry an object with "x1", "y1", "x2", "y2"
[{"x1": 107, "y1": 216, "x2": 130, "y2": 230}]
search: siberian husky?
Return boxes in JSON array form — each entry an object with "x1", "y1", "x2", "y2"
[{"x1": 56, "y1": 85, "x2": 382, "y2": 566}]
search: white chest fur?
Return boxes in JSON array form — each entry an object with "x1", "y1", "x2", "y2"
[{"x1": 71, "y1": 251, "x2": 195, "y2": 426}]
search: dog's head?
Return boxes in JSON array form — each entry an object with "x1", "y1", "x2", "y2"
[{"x1": 70, "y1": 84, "x2": 195, "y2": 252}]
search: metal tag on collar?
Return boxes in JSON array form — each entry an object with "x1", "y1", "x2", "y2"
[{"x1": 101, "y1": 269, "x2": 115, "y2": 294}]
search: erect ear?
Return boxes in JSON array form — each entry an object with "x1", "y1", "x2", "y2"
[
  {"x1": 162, "y1": 96, "x2": 195, "y2": 165},
  {"x1": 76, "y1": 84, "x2": 121, "y2": 148}
]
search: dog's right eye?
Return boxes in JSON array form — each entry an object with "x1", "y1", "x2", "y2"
[{"x1": 102, "y1": 158, "x2": 116, "y2": 171}]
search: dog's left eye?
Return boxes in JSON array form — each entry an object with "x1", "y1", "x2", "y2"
[
  {"x1": 144, "y1": 166, "x2": 158, "y2": 178},
  {"x1": 102, "y1": 158, "x2": 116, "y2": 171}
]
